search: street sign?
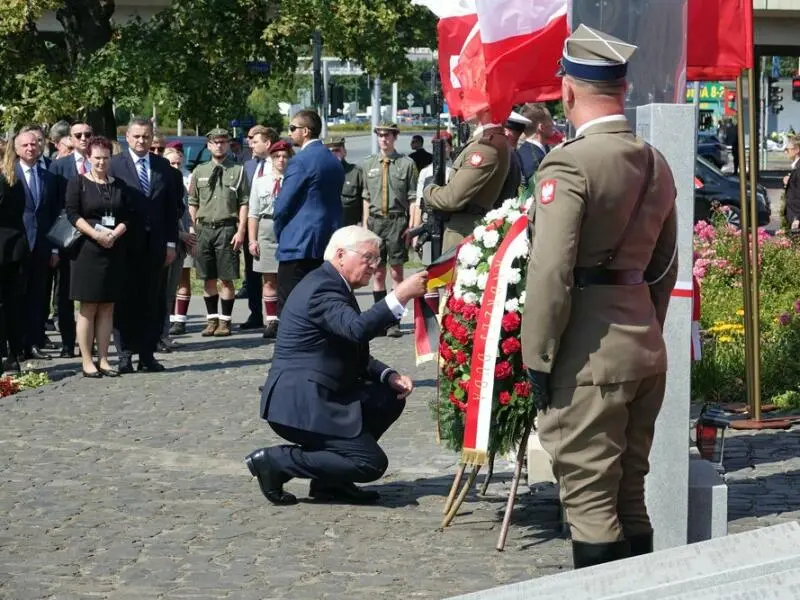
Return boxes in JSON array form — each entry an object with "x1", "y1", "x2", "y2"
[
  {"x1": 406, "y1": 93, "x2": 415, "y2": 106},
  {"x1": 246, "y1": 61, "x2": 270, "y2": 74},
  {"x1": 772, "y1": 56, "x2": 781, "y2": 80}
]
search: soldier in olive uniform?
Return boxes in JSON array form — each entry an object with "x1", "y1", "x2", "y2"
[
  {"x1": 188, "y1": 128, "x2": 250, "y2": 337},
  {"x1": 422, "y1": 118, "x2": 516, "y2": 251},
  {"x1": 361, "y1": 122, "x2": 418, "y2": 337},
  {"x1": 324, "y1": 137, "x2": 364, "y2": 227},
  {"x1": 520, "y1": 26, "x2": 678, "y2": 569}
]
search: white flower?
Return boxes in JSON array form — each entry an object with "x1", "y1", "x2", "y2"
[
  {"x1": 519, "y1": 291, "x2": 527, "y2": 305},
  {"x1": 482, "y1": 229, "x2": 500, "y2": 249},
  {"x1": 457, "y1": 243, "x2": 481, "y2": 268},
  {"x1": 506, "y1": 210, "x2": 523, "y2": 223},
  {"x1": 505, "y1": 298, "x2": 520, "y2": 312},
  {"x1": 477, "y1": 272, "x2": 489, "y2": 290},
  {"x1": 487, "y1": 253, "x2": 496, "y2": 267},
  {"x1": 507, "y1": 267, "x2": 522, "y2": 285},
  {"x1": 457, "y1": 267, "x2": 478, "y2": 288},
  {"x1": 516, "y1": 241, "x2": 530, "y2": 259},
  {"x1": 453, "y1": 283, "x2": 464, "y2": 298},
  {"x1": 463, "y1": 291, "x2": 479, "y2": 304},
  {"x1": 472, "y1": 225, "x2": 487, "y2": 241},
  {"x1": 501, "y1": 198, "x2": 520, "y2": 212},
  {"x1": 485, "y1": 206, "x2": 508, "y2": 221}
]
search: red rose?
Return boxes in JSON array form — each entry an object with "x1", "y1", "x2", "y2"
[
  {"x1": 452, "y1": 324, "x2": 470, "y2": 345},
  {"x1": 499, "y1": 391, "x2": 511, "y2": 405},
  {"x1": 458, "y1": 378, "x2": 470, "y2": 391},
  {"x1": 495, "y1": 361, "x2": 513, "y2": 380},
  {"x1": 457, "y1": 400, "x2": 468, "y2": 412},
  {"x1": 440, "y1": 343, "x2": 454, "y2": 362},
  {"x1": 448, "y1": 393, "x2": 459, "y2": 405},
  {"x1": 514, "y1": 381, "x2": 531, "y2": 398},
  {"x1": 461, "y1": 303, "x2": 479, "y2": 321},
  {"x1": 442, "y1": 314, "x2": 454, "y2": 332},
  {"x1": 444, "y1": 366, "x2": 456, "y2": 379},
  {"x1": 500, "y1": 336, "x2": 521, "y2": 355},
  {"x1": 455, "y1": 350, "x2": 468, "y2": 365},
  {"x1": 501, "y1": 312, "x2": 521, "y2": 332},
  {"x1": 449, "y1": 297, "x2": 465, "y2": 313}
]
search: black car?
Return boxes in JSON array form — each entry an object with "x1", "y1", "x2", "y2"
[
  {"x1": 695, "y1": 156, "x2": 770, "y2": 227},
  {"x1": 697, "y1": 132, "x2": 728, "y2": 169}
]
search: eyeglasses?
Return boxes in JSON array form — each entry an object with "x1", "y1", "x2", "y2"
[
  {"x1": 288, "y1": 124, "x2": 306, "y2": 133},
  {"x1": 150, "y1": 146, "x2": 164, "y2": 153},
  {"x1": 347, "y1": 247, "x2": 380, "y2": 266},
  {"x1": 73, "y1": 132, "x2": 92, "y2": 139}
]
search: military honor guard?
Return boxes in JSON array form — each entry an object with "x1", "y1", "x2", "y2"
[
  {"x1": 325, "y1": 137, "x2": 364, "y2": 227},
  {"x1": 520, "y1": 26, "x2": 678, "y2": 569},
  {"x1": 361, "y1": 122, "x2": 418, "y2": 337},
  {"x1": 187, "y1": 128, "x2": 250, "y2": 337}
]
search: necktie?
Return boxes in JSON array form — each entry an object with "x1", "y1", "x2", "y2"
[
  {"x1": 272, "y1": 177, "x2": 281, "y2": 197},
  {"x1": 137, "y1": 158, "x2": 150, "y2": 196},
  {"x1": 29, "y1": 167, "x2": 39, "y2": 205},
  {"x1": 257, "y1": 160, "x2": 265, "y2": 178},
  {"x1": 81, "y1": 158, "x2": 90, "y2": 174},
  {"x1": 381, "y1": 157, "x2": 390, "y2": 216}
]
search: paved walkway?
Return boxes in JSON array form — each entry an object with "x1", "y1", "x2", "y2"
[{"x1": 1, "y1": 295, "x2": 798, "y2": 599}]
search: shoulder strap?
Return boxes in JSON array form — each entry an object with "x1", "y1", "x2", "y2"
[{"x1": 599, "y1": 144, "x2": 655, "y2": 268}]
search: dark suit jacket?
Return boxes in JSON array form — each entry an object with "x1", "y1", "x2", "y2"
[
  {"x1": 261, "y1": 261, "x2": 398, "y2": 437},
  {"x1": 49, "y1": 154, "x2": 80, "y2": 210},
  {"x1": 109, "y1": 151, "x2": 180, "y2": 259},
  {"x1": 244, "y1": 157, "x2": 262, "y2": 186},
  {"x1": 517, "y1": 141, "x2": 547, "y2": 184},
  {"x1": 0, "y1": 173, "x2": 29, "y2": 265},
  {"x1": 785, "y1": 164, "x2": 800, "y2": 224},
  {"x1": 273, "y1": 140, "x2": 344, "y2": 261},
  {"x1": 16, "y1": 162, "x2": 59, "y2": 255}
]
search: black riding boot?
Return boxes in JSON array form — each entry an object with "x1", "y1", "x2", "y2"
[
  {"x1": 571, "y1": 539, "x2": 631, "y2": 569},
  {"x1": 627, "y1": 532, "x2": 654, "y2": 556}
]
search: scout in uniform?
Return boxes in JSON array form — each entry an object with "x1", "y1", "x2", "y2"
[
  {"x1": 422, "y1": 118, "x2": 514, "y2": 251},
  {"x1": 520, "y1": 26, "x2": 678, "y2": 569},
  {"x1": 324, "y1": 137, "x2": 364, "y2": 227},
  {"x1": 188, "y1": 127, "x2": 250, "y2": 337},
  {"x1": 361, "y1": 122, "x2": 418, "y2": 338}
]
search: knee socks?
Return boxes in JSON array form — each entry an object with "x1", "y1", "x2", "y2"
[
  {"x1": 204, "y1": 294, "x2": 219, "y2": 319},
  {"x1": 171, "y1": 294, "x2": 190, "y2": 323},
  {"x1": 219, "y1": 298, "x2": 235, "y2": 321},
  {"x1": 263, "y1": 295, "x2": 279, "y2": 322}
]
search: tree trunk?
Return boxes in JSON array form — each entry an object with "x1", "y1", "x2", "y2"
[{"x1": 55, "y1": 0, "x2": 117, "y2": 137}]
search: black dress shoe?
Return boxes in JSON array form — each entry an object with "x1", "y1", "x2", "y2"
[
  {"x1": 245, "y1": 449, "x2": 297, "y2": 505},
  {"x1": 118, "y1": 357, "x2": 134, "y2": 374},
  {"x1": 82, "y1": 369, "x2": 102, "y2": 378},
  {"x1": 239, "y1": 319, "x2": 264, "y2": 331},
  {"x1": 59, "y1": 347, "x2": 76, "y2": 359},
  {"x1": 98, "y1": 367, "x2": 119, "y2": 377},
  {"x1": 156, "y1": 340, "x2": 173, "y2": 353},
  {"x1": 571, "y1": 539, "x2": 630, "y2": 569},
  {"x1": 24, "y1": 347, "x2": 51, "y2": 361},
  {"x1": 137, "y1": 358, "x2": 165, "y2": 372},
  {"x1": 39, "y1": 338, "x2": 58, "y2": 350},
  {"x1": 262, "y1": 320, "x2": 279, "y2": 339},
  {"x1": 309, "y1": 481, "x2": 380, "y2": 504}
]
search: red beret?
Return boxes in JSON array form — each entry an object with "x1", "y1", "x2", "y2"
[
  {"x1": 165, "y1": 141, "x2": 184, "y2": 152},
  {"x1": 269, "y1": 140, "x2": 293, "y2": 154}
]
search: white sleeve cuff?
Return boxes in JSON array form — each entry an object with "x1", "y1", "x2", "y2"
[
  {"x1": 166, "y1": 242, "x2": 177, "y2": 249},
  {"x1": 380, "y1": 368, "x2": 396, "y2": 383},
  {"x1": 384, "y1": 292, "x2": 407, "y2": 319}
]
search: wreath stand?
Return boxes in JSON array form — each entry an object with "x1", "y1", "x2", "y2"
[{"x1": 440, "y1": 420, "x2": 535, "y2": 551}]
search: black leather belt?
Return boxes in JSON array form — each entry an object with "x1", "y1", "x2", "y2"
[
  {"x1": 198, "y1": 218, "x2": 237, "y2": 229},
  {"x1": 259, "y1": 214, "x2": 273, "y2": 220},
  {"x1": 573, "y1": 267, "x2": 644, "y2": 288}
]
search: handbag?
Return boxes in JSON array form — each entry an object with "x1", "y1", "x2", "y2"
[{"x1": 46, "y1": 210, "x2": 82, "y2": 250}]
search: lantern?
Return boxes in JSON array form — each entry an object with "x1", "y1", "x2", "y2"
[{"x1": 695, "y1": 405, "x2": 731, "y2": 469}]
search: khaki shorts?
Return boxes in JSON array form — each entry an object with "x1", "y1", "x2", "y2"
[
  {"x1": 368, "y1": 213, "x2": 408, "y2": 266},
  {"x1": 253, "y1": 217, "x2": 279, "y2": 274},
  {"x1": 195, "y1": 223, "x2": 240, "y2": 281}
]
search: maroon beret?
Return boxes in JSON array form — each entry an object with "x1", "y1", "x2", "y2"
[
  {"x1": 165, "y1": 140, "x2": 184, "y2": 152},
  {"x1": 269, "y1": 140, "x2": 293, "y2": 154}
]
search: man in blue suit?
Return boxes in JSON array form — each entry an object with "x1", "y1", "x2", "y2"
[
  {"x1": 517, "y1": 103, "x2": 554, "y2": 187},
  {"x1": 109, "y1": 118, "x2": 181, "y2": 373},
  {"x1": 11, "y1": 131, "x2": 59, "y2": 360},
  {"x1": 272, "y1": 109, "x2": 345, "y2": 315},
  {"x1": 246, "y1": 226, "x2": 428, "y2": 505},
  {"x1": 50, "y1": 121, "x2": 94, "y2": 358}
]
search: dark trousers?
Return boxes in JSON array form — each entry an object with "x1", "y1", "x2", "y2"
[
  {"x1": 24, "y1": 249, "x2": 50, "y2": 350},
  {"x1": 277, "y1": 258, "x2": 323, "y2": 315},
  {"x1": 0, "y1": 261, "x2": 27, "y2": 359},
  {"x1": 268, "y1": 385, "x2": 405, "y2": 484},
  {"x1": 114, "y1": 247, "x2": 166, "y2": 361},
  {"x1": 56, "y1": 258, "x2": 75, "y2": 348},
  {"x1": 243, "y1": 231, "x2": 263, "y2": 324}
]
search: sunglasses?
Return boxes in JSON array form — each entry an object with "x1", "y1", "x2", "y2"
[
  {"x1": 288, "y1": 124, "x2": 306, "y2": 133},
  {"x1": 73, "y1": 132, "x2": 93, "y2": 139},
  {"x1": 150, "y1": 146, "x2": 164, "y2": 153}
]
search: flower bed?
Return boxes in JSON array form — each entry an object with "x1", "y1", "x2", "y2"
[
  {"x1": 434, "y1": 198, "x2": 535, "y2": 456},
  {"x1": 692, "y1": 212, "x2": 800, "y2": 407}
]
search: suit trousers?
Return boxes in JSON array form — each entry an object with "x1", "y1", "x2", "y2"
[
  {"x1": 56, "y1": 258, "x2": 76, "y2": 348},
  {"x1": 536, "y1": 374, "x2": 666, "y2": 544},
  {"x1": 24, "y1": 249, "x2": 51, "y2": 350},
  {"x1": 243, "y1": 230, "x2": 263, "y2": 324},
  {"x1": 277, "y1": 258, "x2": 323, "y2": 316},
  {"x1": 268, "y1": 385, "x2": 405, "y2": 484},
  {"x1": 0, "y1": 261, "x2": 27, "y2": 358},
  {"x1": 115, "y1": 244, "x2": 166, "y2": 361}
]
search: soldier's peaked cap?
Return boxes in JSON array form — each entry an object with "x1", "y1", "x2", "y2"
[
  {"x1": 504, "y1": 111, "x2": 532, "y2": 132},
  {"x1": 206, "y1": 127, "x2": 230, "y2": 139},
  {"x1": 374, "y1": 122, "x2": 400, "y2": 134},
  {"x1": 557, "y1": 24, "x2": 637, "y2": 82}
]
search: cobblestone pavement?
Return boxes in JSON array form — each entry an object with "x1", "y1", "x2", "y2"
[{"x1": 1, "y1": 294, "x2": 799, "y2": 599}]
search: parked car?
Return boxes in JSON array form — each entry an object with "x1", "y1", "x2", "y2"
[
  {"x1": 695, "y1": 156, "x2": 770, "y2": 227},
  {"x1": 697, "y1": 132, "x2": 728, "y2": 169}
]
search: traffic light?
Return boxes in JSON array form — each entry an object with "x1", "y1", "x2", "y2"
[
  {"x1": 329, "y1": 84, "x2": 344, "y2": 112},
  {"x1": 792, "y1": 77, "x2": 800, "y2": 102},
  {"x1": 768, "y1": 76, "x2": 784, "y2": 114}
]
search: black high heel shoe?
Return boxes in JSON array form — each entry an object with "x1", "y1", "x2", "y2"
[
  {"x1": 82, "y1": 369, "x2": 102, "y2": 378},
  {"x1": 98, "y1": 366, "x2": 119, "y2": 377}
]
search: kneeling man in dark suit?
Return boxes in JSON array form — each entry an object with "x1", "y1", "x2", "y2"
[{"x1": 246, "y1": 225, "x2": 428, "y2": 505}]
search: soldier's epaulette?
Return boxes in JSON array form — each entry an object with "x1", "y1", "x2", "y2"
[
  {"x1": 557, "y1": 135, "x2": 583, "y2": 149},
  {"x1": 477, "y1": 134, "x2": 498, "y2": 146}
]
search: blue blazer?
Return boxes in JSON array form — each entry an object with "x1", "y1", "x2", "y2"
[
  {"x1": 517, "y1": 142, "x2": 548, "y2": 184},
  {"x1": 244, "y1": 158, "x2": 259, "y2": 186},
  {"x1": 109, "y1": 152, "x2": 180, "y2": 259},
  {"x1": 261, "y1": 261, "x2": 399, "y2": 438},
  {"x1": 16, "y1": 162, "x2": 58, "y2": 255},
  {"x1": 272, "y1": 140, "x2": 344, "y2": 261}
]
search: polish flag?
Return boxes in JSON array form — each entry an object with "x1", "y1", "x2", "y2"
[{"x1": 468, "y1": 0, "x2": 568, "y2": 122}]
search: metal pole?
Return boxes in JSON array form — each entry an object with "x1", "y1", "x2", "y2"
[
  {"x1": 371, "y1": 76, "x2": 381, "y2": 155},
  {"x1": 312, "y1": 31, "x2": 323, "y2": 112},
  {"x1": 321, "y1": 60, "x2": 330, "y2": 140},
  {"x1": 391, "y1": 82, "x2": 398, "y2": 123},
  {"x1": 746, "y1": 67, "x2": 763, "y2": 421},
  {"x1": 735, "y1": 73, "x2": 755, "y2": 409}
]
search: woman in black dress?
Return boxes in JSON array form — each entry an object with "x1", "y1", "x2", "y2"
[{"x1": 65, "y1": 136, "x2": 132, "y2": 378}]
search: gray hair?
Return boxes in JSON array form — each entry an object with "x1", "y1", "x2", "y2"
[
  {"x1": 127, "y1": 117, "x2": 153, "y2": 131},
  {"x1": 323, "y1": 225, "x2": 381, "y2": 261},
  {"x1": 50, "y1": 120, "x2": 71, "y2": 143}
]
